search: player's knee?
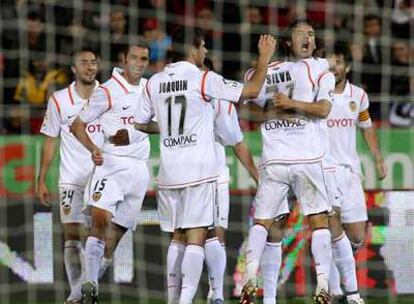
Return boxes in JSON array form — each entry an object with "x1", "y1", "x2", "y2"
[
  {"x1": 267, "y1": 215, "x2": 288, "y2": 242},
  {"x1": 253, "y1": 218, "x2": 274, "y2": 231},
  {"x1": 206, "y1": 228, "x2": 216, "y2": 240},
  {"x1": 348, "y1": 236, "x2": 364, "y2": 254},
  {"x1": 308, "y1": 211, "x2": 329, "y2": 230}
]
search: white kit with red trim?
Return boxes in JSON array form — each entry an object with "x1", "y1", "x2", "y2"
[
  {"x1": 325, "y1": 81, "x2": 372, "y2": 174},
  {"x1": 79, "y1": 68, "x2": 150, "y2": 159},
  {"x1": 213, "y1": 99, "x2": 244, "y2": 183},
  {"x1": 135, "y1": 61, "x2": 244, "y2": 188},
  {"x1": 40, "y1": 81, "x2": 103, "y2": 187},
  {"x1": 245, "y1": 58, "x2": 335, "y2": 166}
]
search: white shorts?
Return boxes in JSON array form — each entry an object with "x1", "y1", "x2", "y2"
[
  {"x1": 157, "y1": 181, "x2": 217, "y2": 233},
  {"x1": 330, "y1": 166, "x2": 368, "y2": 223},
  {"x1": 85, "y1": 154, "x2": 150, "y2": 231},
  {"x1": 59, "y1": 185, "x2": 86, "y2": 224},
  {"x1": 216, "y1": 182, "x2": 230, "y2": 229},
  {"x1": 324, "y1": 169, "x2": 342, "y2": 208},
  {"x1": 254, "y1": 162, "x2": 331, "y2": 219}
]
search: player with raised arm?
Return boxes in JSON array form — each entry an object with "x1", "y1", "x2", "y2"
[
  {"x1": 37, "y1": 48, "x2": 101, "y2": 304},
  {"x1": 134, "y1": 27, "x2": 275, "y2": 304},
  {"x1": 240, "y1": 19, "x2": 335, "y2": 304},
  {"x1": 325, "y1": 43, "x2": 387, "y2": 304},
  {"x1": 71, "y1": 39, "x2": 151, "y2": 304}
]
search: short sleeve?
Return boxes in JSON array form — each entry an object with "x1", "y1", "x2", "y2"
[
  {"x1": 40, "y1": 94, "x2": 61, "y2": 137},
  {"x1": 214, "y1": 100, "x2": 243, "y2": 146},
  {"x1": 202, "y1": 71, "x2": 243, "y2": 103},
  {"x1": 79, "y1": 86, "x2": 111, "y2": 123},
  {"x1": 316, "y1": 70, "x2": 335, "y2": 103},
  {"x1": 243, "y1": 68, "x2": 268, "y2": 107},
  {"x1": 134, "y1": 82, "x2": 154, "y2": 123},
  {"x1": 357, "y1": 90, "x2": 372, "y2": 129}
]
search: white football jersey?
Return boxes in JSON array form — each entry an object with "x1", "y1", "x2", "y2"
[
  {"x1": 79, "y1": 68, "x2": 150, "y2": 160},
  {"x1": 40, "y1": 81, "x2": 104, "y2": 186},
  {"x1": 325, "y1": 81, "x2": 372, "y2": 174},
  {"x1": 213, "y1": 100, "x2": 244, "y2": 183},
  {"x1": 246, "y1": 58, "x2": 335, "y2": 166},
  {"x1": 135, "y1": 61, "x2": 243, "y2": 188}
]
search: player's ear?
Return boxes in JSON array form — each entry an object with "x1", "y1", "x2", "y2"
[
  {"x1": 71, "y1": 66, "x2": 76, "y2": 75},
  {"x1": 345, "y1": 63, "x2": 351, "y2": 74}
]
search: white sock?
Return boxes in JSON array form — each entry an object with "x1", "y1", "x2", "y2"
[
  {"x1": 329, "y1": 261, "x2": 343, "y2": 296},
  {"x1": 179, "y1": 244, "x2": 205, "y2": 304},
  {"x1": 332, "y1": 233, "x2": 358, "y2": 294},
  {"x1": 261, "y1": 242, "x2": 282, "y2": 304},
  {"x1": 167, "y1": 241, "x2": 185, "y2": 304},
  {"x1": 245, "y1": 224, "x2": 268, "y2": 284},
  {"x1": 84, "y1": 236, "x2": 105, "y2": 286},
  {"x1": 205, "y1": 238, "x2": 226, "y2": 301},
  {"x1": 98, "y1": 256, "x2": 113, "y2": 279},
  {"x1": 64, "y1": 240, "x2": 84, "y2": 290},
  {"x1": 311, "y1": 229, "x2": 332, "y2": 281},
  {"x1": 64, "y1": 240, "x2": 84, "y2": 301}
]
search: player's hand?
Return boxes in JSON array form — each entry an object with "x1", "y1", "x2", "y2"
[
  {"x1": 375, "y1": 155, "x2": 387, "y2": 180},
  {"x1": 37, "y1": 181, "x2": 51, "y2": 207},
  {"x1": 273, "y1": 92, "x2": 293, "y2": 110},
  {"x1": 109, "y1": 129, "x2": 130, "y2": 146},
  {"x1": 258, "y1": 34, "x2": 276, "y2": 63},
  {"x1": 92, "y1": 148, "x2": 103, "y2": 166}
]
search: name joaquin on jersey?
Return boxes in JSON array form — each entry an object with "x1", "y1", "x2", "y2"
[{"x1": 163, "y1": 134, "x2": 198, "y2": 148}]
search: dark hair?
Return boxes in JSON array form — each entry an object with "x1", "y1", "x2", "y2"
[
  {"x1": 332, "y1": 42, "x2": 352, "y2": 64},
  {"x1": 288, "y1": 18, "x2": 314, "y2": 32},
  {"x1": 278, "y1": 18, "x2": 316, "y2": 58},
  {"x1": 118, "y1": 37, "x2": 150, "y2": 57},
  {"x1": 203, "y1": 57, "x2": 215, "y2": 72},
  {"x1": 71, "y1": 47, "x2": 98, "y2": 62},
  {"x1": 363, "y1": 14, "x2": 381, "y2": 23},
  {"x1": 170, "y1": 27, "x2": 205, "y2": 62}
]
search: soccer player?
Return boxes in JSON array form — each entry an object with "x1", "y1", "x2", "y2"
[
  {"x1": 203, "y1": 58, "x2": 259, "y2": 304},
  {"x1": 135, "y1": 97, "x2": 259, "y2": 304},
  {"x1": 325, "y1": 43, "x2": 387, "y2": 303},
  {"x1": 71, "y1": 39, "x2": 151, "y2": 304},
  {"x1": 37, "y1": 48, "x2": 101, "y2": 304},
  {"x1": 240, "y1": 19, "x2": 335, "y2": 304},
  {"x1": 134, "y1": 27, "x2": 275, "y2": 304}
]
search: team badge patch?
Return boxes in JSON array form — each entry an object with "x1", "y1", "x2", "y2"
[
  {"x1": 63, "y1": 205, "x2": 71, "y2": 216},
  {"x1": 349, "y1": 101, "x2": 357, "y2": 112},
  {"x1": 92, "y1": 191, "x2": 102, "y2": 201}
]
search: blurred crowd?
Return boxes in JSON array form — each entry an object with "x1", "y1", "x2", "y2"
[{"x1": 0, "y1": 0, "x2": 413, "y2": 134}]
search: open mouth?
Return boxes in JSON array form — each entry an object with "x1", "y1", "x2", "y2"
[{"x1": 301, "y1": 42, "x2": 310, "y2": 51}]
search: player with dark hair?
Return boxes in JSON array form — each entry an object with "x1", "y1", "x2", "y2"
[
  {"x1": 325, "y1": 43, "x2": 386, "y2": 304},
  {"x1": 37, "y1": 47, "x2": 101, "y2": 304},
  {"x1": 134, "y1": 27, "x2": 275, "y2": 304},
  {"x1": 241, "y1": 19, "x2": 335, "y2": 304},
  {"x1": 71, "y1": 39, "x2": 151, "y2": 304}
]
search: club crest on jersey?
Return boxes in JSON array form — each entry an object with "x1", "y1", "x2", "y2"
[
  {"x1": 92, "y1": 191, "x2": 102, "y2": 201},
  {"x1": 62, "y1": 204, "x2": 71, "y2": 216},
  {"x1": 349, "y1": 101, "x2": 357, "y2": 112}
]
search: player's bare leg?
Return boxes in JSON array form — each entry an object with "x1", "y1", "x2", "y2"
[
  {"x1": 206, "y1": 227, "x2": 226, "y2": 304},
  {"x1": 308, "y1": 212, "x2": 332, "y2": 304},
  {"x1": 343, "y1": 221, "x2": 366, "y2": 254},
  {"x1": 179, "y1": 227, "x2": 207, "y2": 304},
  {"x1": 240, "y1": 218, "x2": 274, "y2": 304},
  {"x1": 329, "y1": 208, "x2": 364, "y2": 303},
  {"x1": 63, "y1": 223, "x2": 85, "y2": 303},
  {"x1": 260, "y1": 216, "x2": 287, "y2": 304}
]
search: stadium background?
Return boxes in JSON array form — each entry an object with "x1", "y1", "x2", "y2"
[{"x1": 0, "y1": 0, "x2": 413, "y2": 303}]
